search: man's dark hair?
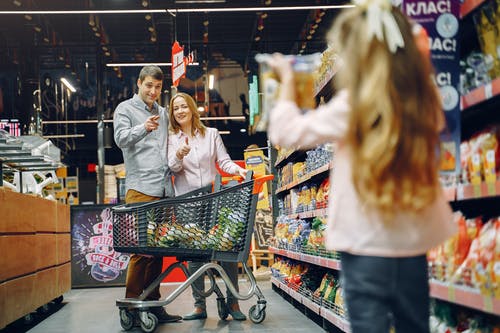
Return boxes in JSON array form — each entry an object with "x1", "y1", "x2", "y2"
[{"x1": 138, "y1": 65, "x2": 163, "y2": 81}]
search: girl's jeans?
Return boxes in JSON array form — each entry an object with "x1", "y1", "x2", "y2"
[{"x1": 340, "y1": 252, "x2": 430, "y2": 333}]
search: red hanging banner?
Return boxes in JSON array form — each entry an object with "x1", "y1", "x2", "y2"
[{"x1": 171, "y1": 41, "x2": 185, "y2": 87}]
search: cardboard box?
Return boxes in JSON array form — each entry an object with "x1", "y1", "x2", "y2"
[
  {"x1": 1, "y1": 188, "x2": 35, "y2": 233},
  {"x1": 56, "y1": 234, "x2": 71, "y2": 265},
  {"x1": 57, "y1": 263, "x2": 71, "y2": 296},
  {"x1": 2, "y1": 274, "x2": 36, "y2": 327},
  {"x1": 33, "y1": 196, "x2": 57, "y2": 232},
  {"x1": 0, "y1": 235, "x2": 37, "y2": 282},
  {"x1": 0, "y1": 282, "x2": 5, "y2": 329},
  {"x1": 56, "y1": 202, "x2": 70, "y2": 233},
  {"x1": 34, "y1": 267, "x2": 58, "y2": 310},
  {"x1": 37, "y1": 233, "x2": 57, "y2": 270}
]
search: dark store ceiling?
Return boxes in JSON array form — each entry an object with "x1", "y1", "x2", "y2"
[{"x1": 0, "y1": 0, "x2": 350, "y2": 79}]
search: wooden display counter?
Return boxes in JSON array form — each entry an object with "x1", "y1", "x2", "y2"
[{"x1": 0, "y1": 187, "x2": 70, "y2": 329}]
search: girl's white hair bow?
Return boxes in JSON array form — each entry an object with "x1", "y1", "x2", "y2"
[{"x1": 353, "y1": 0, "x2": 405, "y2": 53}]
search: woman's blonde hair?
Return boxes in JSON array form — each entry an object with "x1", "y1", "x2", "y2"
[
  {"x1": 330, "y1": 6, "x2": 442, "y2": 220},
  {"x1": 169, "y1": 92, "x2": 206, "y2": 137}
]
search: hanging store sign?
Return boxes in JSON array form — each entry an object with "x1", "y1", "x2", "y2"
[
  {"x1": 401, "y1": 0, "x2": 461, "y2": 173},
  {"x1": 172, "y1": 41, "x2": 185, "y2": 87}
]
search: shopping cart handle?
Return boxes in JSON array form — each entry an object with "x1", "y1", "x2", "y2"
[
  {"x1": 218, "y1": 173, "x2": 273, "y2": 194},
  {"x1": 252, "y1": 174, "x2": 274, "y2": 194}
]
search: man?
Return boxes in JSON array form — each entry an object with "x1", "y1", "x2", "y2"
[{"x1": 113, "y1": 65, "x2": 181, "y2": 324}]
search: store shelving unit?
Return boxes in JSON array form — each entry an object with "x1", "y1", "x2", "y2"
[
  {"x1": 430, "y1": 280, "x2": 500, "y2": 316},
  {"x1": 461, "y1": 77, "x2": 500, "y2": 110},
  {"x1": 269, "y1": 246, "x2": 341, "y2": 270},
  {"x1": 271, "y1": 275, "x2": 350, "y2": 332},
  {"x1": 276, "y1": 162, "x2": 332, "y2": 194}
]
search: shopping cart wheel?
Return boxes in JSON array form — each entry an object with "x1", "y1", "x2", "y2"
[
  {"x1": 248, "y1": 304, "x2": 266, "y2": 324},
  {"x1": 139, "y1": 312, "x2": 158, "y2": 333},
  {"x1": 119, "y1": 309, "x2": 134, "y2": 331},
  {"x1": 217, "y1": 298, "x2": 228, "y2": 320}
]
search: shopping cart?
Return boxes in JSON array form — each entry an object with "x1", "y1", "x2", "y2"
[{"x1": 112, "y1": 171, "x2": 273, "y2": 333}]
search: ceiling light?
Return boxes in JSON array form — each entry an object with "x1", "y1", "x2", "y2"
[
  {"x1": 0, "y1": 5, "x2": 353, "y2": 15},
  {"x1": 61, "y1": 78, "x2": 76, "y2": 92},
  {"x1": 208, "y1": 74, "x2": 214, "y2": 89},
  {"x1": 145, "y1": 14, "x2": 151, "y2": 20},
  {"x1": 197, "y1": 106, "x2": 205, "y2": 112},
  {"x1": 141, "y1": 0, "x2": 149, "y2": 7},
  {"x1": 218, "y1": 131, "x2": 230, "y2": 135},
  {"x1": 169, "y1": 5, "x2": 353, "y2": 13},
  {"x1": 200, "y1": 116, "x2": 245, "y2": 121},
  {"x1": 254, "y1": 36, "x2": 261, "y2": 41},
  {"x1": 105, "y1": 51, "x2": 111, "y2": 56},
  {"x1": 240, "y1": 128, "x2": 247, "y2": 133},
  {"x1": 33, "y1": 25, "x2": 41, "y2": 32},
  {"x1": 43, "y1": 36, "x2": 49, "y2": 43},
  {"x1": 261, "y1": 13, "x2": 268, "y2": 19},
  {"x1": 106, "y1": 62, "x2": 199, "y2": 67},
  {"x1": 12, "y1": 0, "x2": 22, "y2": 6},
  {"x1": 306, "y1": 35, "x2": 312, "y2": 40},
  {"x1": 24, "y1": 14, "x2": 32, "y2": 20},
  {"x1": 148, "y1": 26, "x2": 155, "y2": 32},
  {"x1": 0, "y1": 9, "x2": 167, "y2": 14},
  {"x1": 175, "y1": 0, "x2": 226, "y2": 3}
]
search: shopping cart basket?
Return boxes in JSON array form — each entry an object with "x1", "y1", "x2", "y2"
[{"x1": 112, "y1": 171, "x2": 273, "y2": 332}]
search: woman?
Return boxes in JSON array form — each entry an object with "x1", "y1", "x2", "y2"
[{"x1": 167, "y1": 92, "x2": 248, "y2": 321}]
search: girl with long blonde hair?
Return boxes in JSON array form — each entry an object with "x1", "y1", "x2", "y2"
[{"x1": 267, "y1": 1, "x2": 456, "y2": 332}]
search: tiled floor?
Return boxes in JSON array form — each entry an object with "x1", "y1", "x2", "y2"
[{"x1": 3, "y1": 279, "x2": 327, "y2": 333}]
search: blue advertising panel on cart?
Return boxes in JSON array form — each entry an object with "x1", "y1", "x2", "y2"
[{"x1": 71, "y1": 204, "x2": 131, "y2": 288}]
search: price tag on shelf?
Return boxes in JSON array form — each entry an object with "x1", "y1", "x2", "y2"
[
  {"x1": 486, "y1": 182, "x2": 496, "y2": 196},
  {"x1": 485, "y1": 82, "x2": 493, "y2": 99},
  {"x1": 456, "y1": 183, "x2": 464, "y2": 200},
  {"x1": 447, "y1": 285, "x2": 456, "y2": 302},
  {"x1": 483, "y1": 296, "x2": 493, "y2": 313},
  {"x1": 473, "y1": 184, "x2": 481, "y2": 198}
]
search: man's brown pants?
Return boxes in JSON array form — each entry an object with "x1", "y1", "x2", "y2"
[{"x1": 124, "y1": 189, "x2": 162, "y2": 300}]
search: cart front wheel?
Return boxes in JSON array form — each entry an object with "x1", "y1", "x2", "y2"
[
  {"x1": 217, "y1": 298, "x2": 228, "y2": 320},
  {"x1": 249, "y1": 305, "x2": 266, "y2": 324},
  {"x1": 140, "y1": 312, "x2": 158, "y2": 333},
  {"x1": 119, "y1": 309, "x2": 135, "y2": 331}
]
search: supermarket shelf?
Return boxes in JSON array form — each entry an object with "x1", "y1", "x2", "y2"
[
  {"x1": 456, "y1": 181, "x2": 500, "y2": 200},
  {"x1": 430, "y1": 280, "x2": 500, "y2": 315},
  {"x1": 276, "y1": 163, "x2": 332, "y2": 194},
  {"x1": 460, "y1": 0, "x2": 485, "y2": 18},
  {"x1": 271, "y1": 276, "x2": 321, "y2": 314},
  {"x1": 269, "y1": 246, "x2": 341, "y2": 270},
  {"x1": 271, "y1": 276, "x2": 350, "y2": 332},
  {"x1": 275, "y1": 149, "x2": 305, "y2": 168},
  {"x1": 282, "y1": 208, "x2": 328, "y2": 219},
  {"x1": 321, "y1": 307, "x2": 351, "y2": 333},
  {"x1": 314, "y1": 63, "x2": 338, "y2": 97},
  {"x1": 461, "y1": 77, "x2": 500, "y2": 110}
]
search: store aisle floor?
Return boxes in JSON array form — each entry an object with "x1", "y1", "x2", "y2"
[{"x1": 22, "y1": 279, "x2": 323, "y2": 333}]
